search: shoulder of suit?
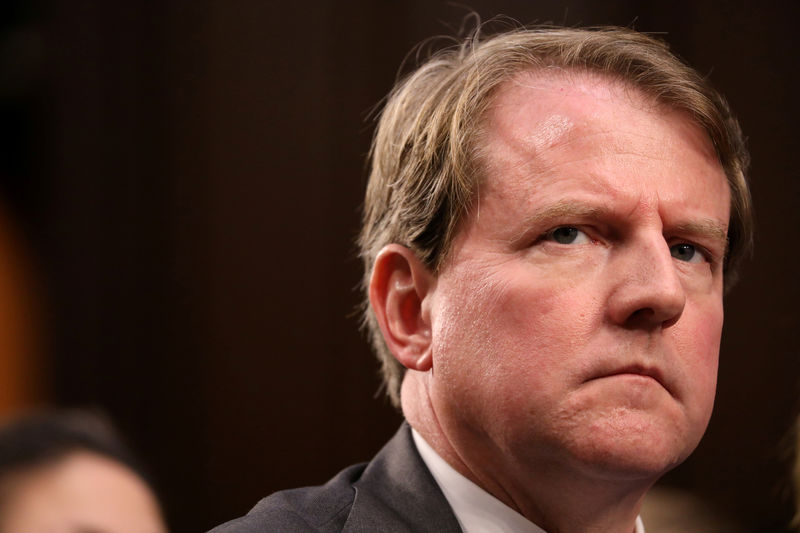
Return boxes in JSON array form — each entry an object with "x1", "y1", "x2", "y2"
[{"x1": 207, "y1": 462, "x2": 368, "y2": 533}]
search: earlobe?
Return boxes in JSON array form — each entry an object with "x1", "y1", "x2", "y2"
[{"x1": 369, "y1": 244, "x2": 435, "y2": 372}]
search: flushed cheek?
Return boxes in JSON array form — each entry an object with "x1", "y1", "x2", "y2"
[{"x1": 671, "y1": 302, "x2": 723, "y2": 415}]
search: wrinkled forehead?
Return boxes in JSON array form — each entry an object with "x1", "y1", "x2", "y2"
[{"x1": 473, "y1": 69, "x2": 720, "y2": 188}]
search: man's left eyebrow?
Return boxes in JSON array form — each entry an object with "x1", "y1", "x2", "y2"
[{"x1": 671, "y1": 219, "x2": 729, "y2": 248}]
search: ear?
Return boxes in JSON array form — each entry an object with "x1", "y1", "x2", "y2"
[{"x1": 369, "y1": 244, "x2": 435, "y2": 372}]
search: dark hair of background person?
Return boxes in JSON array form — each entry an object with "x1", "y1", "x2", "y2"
[
  {"x1": 0, "y1": 409, "x2": 158, "y2": 498},
  {"x1": 0, "y1": 408, "x2": 167, "y2": 533}
]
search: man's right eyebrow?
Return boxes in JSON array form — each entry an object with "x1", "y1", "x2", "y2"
[
  {"x1": 525, "y1": 202, "x2": 609, "y2": 223},
  {"x1": 507, "y1": 202, "x2": 609, "y2": 244}
]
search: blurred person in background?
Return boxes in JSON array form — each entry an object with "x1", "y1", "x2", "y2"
[
  {"x1": 639, "y1": 486, "x2": 744, "y2": 533},
  {"x1": 0, "y1": 408, "x2": 167, "y2": 533}
]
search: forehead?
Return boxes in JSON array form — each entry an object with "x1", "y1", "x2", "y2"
[
  {"x1": 471, "y1": 70, "x2": 727, "y2": 211},
  {"x1": 480, "y1": 69, "x2": 717, "y2": 167}
]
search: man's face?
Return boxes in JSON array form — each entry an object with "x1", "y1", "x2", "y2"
[{"x1": 425, "y1": 71, "x2": 730, "y2": 482}]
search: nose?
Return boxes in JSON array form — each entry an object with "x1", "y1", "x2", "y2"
[{"x1": 606, "y1": 234, "x2": 686, "y2": 329}]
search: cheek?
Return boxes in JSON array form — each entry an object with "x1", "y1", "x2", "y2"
[
  {"x1": 431, "y1": 263, "x2": 599, "y2": 403},
  {"x1": 673, "y1": 299, "x2": 723, "y2": 412},
  {"x1": 679, "y1": 300, "x2": 722, "y2": 365}
]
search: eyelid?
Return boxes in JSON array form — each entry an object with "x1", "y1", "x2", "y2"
[{"x1": 668, "y1": 239, "x2": 718, "y2": 266}]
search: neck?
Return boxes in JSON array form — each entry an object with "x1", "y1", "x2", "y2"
[{"x1": 401, "y1": 372, "x2": 653, "y2": 533}]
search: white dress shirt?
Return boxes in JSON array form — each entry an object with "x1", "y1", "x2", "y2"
[{"x1": 411, "y1": 429, "x2": 645, "y2": 533}]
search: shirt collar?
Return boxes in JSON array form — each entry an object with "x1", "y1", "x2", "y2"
[{"x1": 411, "y1": 428, "x2": 645, "y2": 533}]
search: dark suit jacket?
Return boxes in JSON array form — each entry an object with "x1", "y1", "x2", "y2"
[{"x1": 209, "y1": 423, "x2": 463, "y2": 532}]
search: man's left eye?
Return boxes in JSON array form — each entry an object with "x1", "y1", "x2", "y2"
[{"x1": 670, "y1": 243, "x2": 704, "y2": 263}]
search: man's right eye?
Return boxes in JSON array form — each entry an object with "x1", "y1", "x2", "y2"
[{"x1": 546, "y1": 226, "x2": 590, "y2": 245}]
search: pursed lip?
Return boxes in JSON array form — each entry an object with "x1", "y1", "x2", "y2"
[{"x1": 585, "y1": 364, "x2": 671, "y2": 394}]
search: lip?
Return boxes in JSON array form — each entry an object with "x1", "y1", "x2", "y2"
[{"x1": 586, "y1": 364, "x2": 670, "y2": 394}]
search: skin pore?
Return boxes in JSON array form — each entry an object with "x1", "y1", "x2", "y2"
[{"x1": 372, "y1": 70, "x2": 730, "y2": 533}]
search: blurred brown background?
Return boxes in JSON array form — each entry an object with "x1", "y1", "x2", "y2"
[{"x1": 0, "y1": 1, "x2": 797, "y2": 531}]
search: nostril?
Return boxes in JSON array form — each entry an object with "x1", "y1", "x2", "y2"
[
  {"x1": 621, "y1": 288, "x2": 684, "y2": 329},
  {"x1": 630, "y1": 308, "x2": 653, "y2": 320},
  {"x1": 622, "y1": 299, "x2": 683, "y2": 329},
  {"x1": 625, "y1": 308, "x2": 657, "y2": 329}
]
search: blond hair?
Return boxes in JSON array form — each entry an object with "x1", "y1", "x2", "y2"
[{"x1": 359, "y1": 25, "x2": 753, "y2": 407}]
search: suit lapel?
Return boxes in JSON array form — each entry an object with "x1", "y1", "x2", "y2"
[{"x1": 342, "y1": 423, "x2": 462, "y2": 532}]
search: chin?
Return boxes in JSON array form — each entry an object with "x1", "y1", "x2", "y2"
[{"x1": 564, "y1": 411, "x2": 705, "y2": 482}]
